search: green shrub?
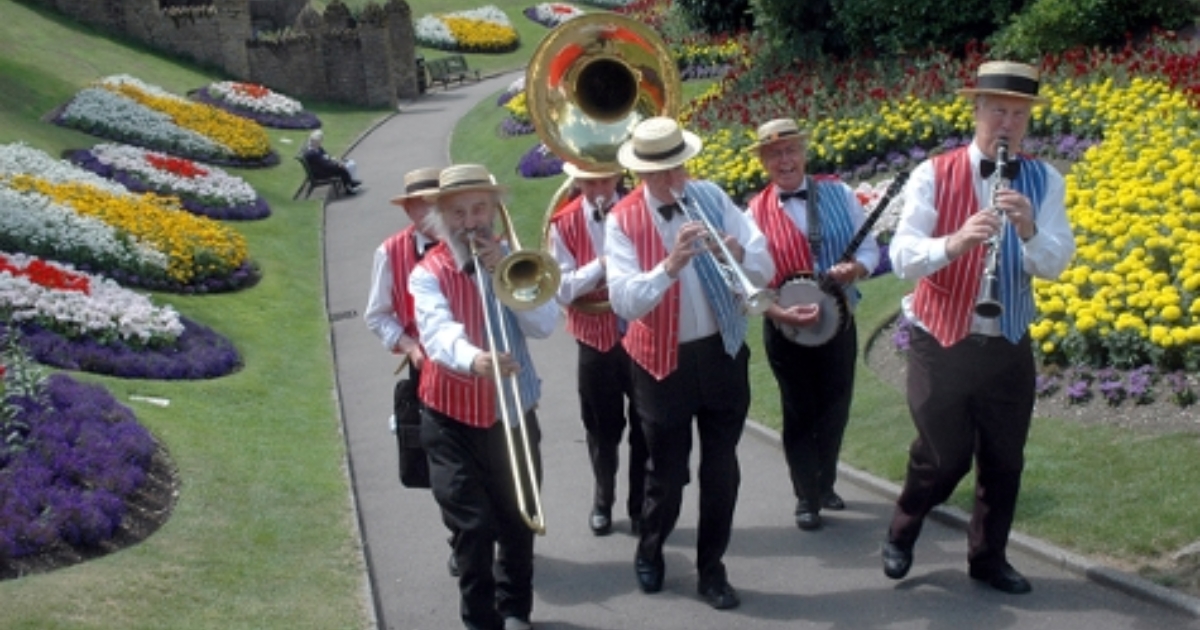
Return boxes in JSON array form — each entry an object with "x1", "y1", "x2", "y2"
[
  {"x1": 830, "y1": 0, "x2": 1028, "y2": 55},
  {"x1": 750, "y1": 0, "x2": 840, "y2": 59},
  {"x1": 991, "y1": 0, "x2": 1200, "y2": 59},
  {"x1": 675, "y1": 0, "x2": 754, "y2": 34}
]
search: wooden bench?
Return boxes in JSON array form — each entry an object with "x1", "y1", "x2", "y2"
[
  {"x1": 294, "y1": 154, "x2": 346, "y2": 200},
  {"x1": 426, "y1": 54, "x2": 481, "y2": 90}
]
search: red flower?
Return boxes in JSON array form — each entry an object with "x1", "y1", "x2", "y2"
[{"x1": 145, "y1": 153, "x2": 208, "y2": 179}]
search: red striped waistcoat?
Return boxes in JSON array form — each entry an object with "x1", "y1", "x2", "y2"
[
  {"x1": 551, "y1": 197, "x2": 620, "y2": 352},
  {"x1": 382, "y1": 226, "x2": 422, "y2": 342},
  {"x1": 415, "y1": 245, "x2": 498, "y2": 428},
  {"x1": 612, "y1": 191, "x2": 681, "y2": 380}
]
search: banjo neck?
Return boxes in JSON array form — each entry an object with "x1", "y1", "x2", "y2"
[{"x1": 832, "y1": 170, "x2": 910, "y2": 269}]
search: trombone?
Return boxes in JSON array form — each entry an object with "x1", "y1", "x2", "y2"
[
  {"x1": 672, "y1": 183, "x2": 776, "y2": 316},
  {"x1": 466, "y1": 190, "x2": 558, "y2": 535}
]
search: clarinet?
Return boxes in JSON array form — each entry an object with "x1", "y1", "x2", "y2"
[{"x1": 973, "y1": 140, "x2": 1012, "y2": 318}]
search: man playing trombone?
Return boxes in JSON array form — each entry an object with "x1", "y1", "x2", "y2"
[
  {"x1": 604, "y1": 117, "x2": 774, "y2": 610},
  {"x1": 546, "y1": 162, "x2": 648, "y2": 537},
  {"x1": 409, "y1": 164, "x2": 559, "y2": 630},
  {"x1": 882, "y1": 61, "x2": 1074, "y2": 595}
]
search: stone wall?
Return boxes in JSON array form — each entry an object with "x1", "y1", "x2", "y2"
[{"x1": 17, "y1": 0, "x2": 419, "y2": 107}]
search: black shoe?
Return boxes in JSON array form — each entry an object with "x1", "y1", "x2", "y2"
[
  {"x1": 349, "y1": 179, "x2": 363, "y2": 188},
  {"x1": 589, "y1": 507, "x2": 612, "y2": 536},
  {"x1": 969, "y1": 563, "x2": 1032, "y2": 594},
  {"x1": 697, "y1": 580, "x2": 740, "y2": 610},
  {"x1": 882, "y1": 541, "x2": 913, "y2": 580},
  {"x1": 345, "y1": 186, "x2": 361, "y2": 196},
  {"x1": 447, "y1": 551, "x2": 460, "y2": 578},
  {"x1": 634, "y1": 555, "x2": 664, "y2": 593},
  {"x1": 821, "y1": 492, "x2": 846, "y2": 511},
  {"x1": 795, "y1": 500, "x2": 821, "y2": 531}
]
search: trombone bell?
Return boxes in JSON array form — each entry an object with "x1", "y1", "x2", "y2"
[{"x1": 495, "y1": 250, "x2": 562, "y2": 311}]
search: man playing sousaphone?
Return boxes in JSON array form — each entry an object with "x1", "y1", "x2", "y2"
[
  {"x1": 409, "y1": 164, "x2": 559, "y2": 630},
  {"x1": 745, "y1": 118, "x2": 881, "y2": 531},
  {"x1": 546, "y1": 162, "x2": 648, "y2": 537}
]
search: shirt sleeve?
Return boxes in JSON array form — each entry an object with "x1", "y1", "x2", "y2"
[
  {"x1": 604, "y1": 212, "x2": 674, "y2": 322},
  {"x1": 888, "y1": 160, "x2": 951, "y2": 280},
  {"x1": 549, "y1": 222, "x2": 606, "y2": 305},
  {"x1": 363, "y1": 245, "x2": 414, "y2": 353}
]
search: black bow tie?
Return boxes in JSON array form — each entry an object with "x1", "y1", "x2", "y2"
[
  {"x1": 592, "y1": 209, "x2": 607, "y2": 223},
  {"x1": 779, "y1": 189, "x2": 807, "y2": 202},
  {"x1": 657, "y1": 203, "x2": 681, "y2": 220},
  {"x1": 980, "y1": 158, "x2": 1021, "y2": 180},
  {"x1": 416, "y1": 240, "x2": 437, "y2": 260}
]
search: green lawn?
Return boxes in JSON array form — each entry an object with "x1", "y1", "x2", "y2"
[{"x1": 1, "y1": 2, "x2": 1199, "y2": 627}]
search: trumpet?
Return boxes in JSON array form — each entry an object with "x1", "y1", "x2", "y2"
[
  {"x1": 672, "y1": 183, "x2": 775, "y2": 316},
  {"x1": 974, "y1": 140, "x2": 1013, "y2": 319}
]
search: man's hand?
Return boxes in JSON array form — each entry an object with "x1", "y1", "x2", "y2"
[
  {"x1": 946, "y1": 210, "x2": 1002, "y2": 260},
  {"x1": 768, "y1": 302, "x2": 821, "y2": 328},
  {"x1": 472, "y1": 351, "x2": 520, "y2": 378},
  {"x1": 994, "y1": 188, "x2": 1037, "y2": 241},
  {"x1": 662, "y1": 221, "x2": 707, "y2": 279},
  {"x1": 826, "y1": 261, "x2": 866, "y2": 284}
]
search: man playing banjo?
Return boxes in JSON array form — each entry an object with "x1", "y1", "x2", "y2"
[{"x1": 745, "y1": 118, "x2": 882, "y2": 531}]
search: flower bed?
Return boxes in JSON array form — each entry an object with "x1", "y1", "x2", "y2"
[
  {"x1": 500, "y1": 91, "x2": 536, "y2": 137},
  {"x1": 415, "y1": 5, "x2": 519, "y2": 53},
  {"x1": 516, "y1": 142, "x2": 563, "y2": 178},
  {"x1": 191, "y1": 81, "x2": 321, "y2": 130},
  {"x1": 1, "y1": 336, "x2": 160, "y2": 560},
  {"x1": 0, "y1": 144, "x2": 259, "y2": 293},
  {"x1": 54, "y1": 75, "x2": 277, "y2": 168},
  {"x1": 69, "y1": 144, "x2": 270, "y2": 221},
  {"x1": 523, "y1": 3, "x2": 584, "y2": 28},
  {"x1": 680, "y1": 32, "x2": 1200, "y2": 374}
]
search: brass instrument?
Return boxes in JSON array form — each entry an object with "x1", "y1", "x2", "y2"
[
  {"x1": 467, "y1": 185, "x2": 558, "y2": 535},
  {"x1": 974, "y1": 140, "x2": 1013, "y2": 319},
  {"x1": 528, "y1": 14, "x2": 681, "y2": 314},
  {"x1": 672, "y1": 184, "x2": 775, "y2": 316}
]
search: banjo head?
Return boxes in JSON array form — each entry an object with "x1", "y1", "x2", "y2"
[{"x1": 775, "y1": 276, "x2": 843, "y2": 346}]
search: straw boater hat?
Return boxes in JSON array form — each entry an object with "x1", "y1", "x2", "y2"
[
  {"x1": 957, "y1": 60, "x2": 1048, "y2": 104},
  {"x1": 616, "y1": 117, "x2": 703, "y2": 173},
  {"x1": 389, "y1": 167, "x2": 442, "y2": 206},
  {"x1": 430, "y1": 164, "x2": 508, "y2": 202},
  {"x1": 747, "y1": 118, "x2": 809, "y2": 152},
  {"x1": 562, "y1": 162, "x2": 622, "y2": 180}
]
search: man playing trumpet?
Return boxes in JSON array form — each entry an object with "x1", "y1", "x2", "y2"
[
  {"x1": 882, "y1": 61, "x2": 1075, "y2": 595},
  {"x1": 409, "y1": 164, "x2": 559, "y2": 630},
  {"x1": 605, "y1": 117, "x2": 774, "y2": 610}
]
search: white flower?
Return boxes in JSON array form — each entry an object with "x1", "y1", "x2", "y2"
[
  {"x1": 207, "y1": 81, "x2": 304, "y2": 116},
  {"x1": 534, "y1": 3, "x2": 584, "y2": 27},
  {"x1": 0, "y1": 251, "x2": 184, "y2": 344},
  {"x1": 88, "y1": 143, "x2": 258, "y2": 206}
]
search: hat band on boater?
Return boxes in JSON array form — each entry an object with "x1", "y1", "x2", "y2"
[
  {"x1": 406, "y1": 180, "x2": 439, "y2": 193},
  {"x1": 634, "y1": 140, "x2": 688, "y2": 162},
  {"x1": 975, "y1": 74, "x2": 1040, "y2": 96},
  {"x1": 441, "y1": 178, "x2": 492, "y2": 191}
]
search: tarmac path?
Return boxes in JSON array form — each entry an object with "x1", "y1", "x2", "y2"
[{"x1": 323, "y1": 71, "x2": 1200, "y2": 630}]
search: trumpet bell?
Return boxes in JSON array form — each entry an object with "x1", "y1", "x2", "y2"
[
  {"x1": 494, "y1": 250, "x2": 562, "y2": 311},
  {"x1": 526, "y1": 14, "x2": 681, "y2": 170}
]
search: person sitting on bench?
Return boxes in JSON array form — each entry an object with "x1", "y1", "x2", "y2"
[{"x1": 303, "y1": 130, "x2": 363, "y2": 194}]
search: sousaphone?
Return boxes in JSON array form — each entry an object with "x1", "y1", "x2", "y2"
[{"x1": 527, "y1": 14, "x2": 681, "y2": 312}]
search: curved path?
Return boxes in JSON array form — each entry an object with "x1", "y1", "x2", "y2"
[{"x1": 324, "y1": 73, "x2": 1200, "y2": 629}]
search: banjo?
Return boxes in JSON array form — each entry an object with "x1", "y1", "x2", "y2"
[{"x1": 775, "y1": 171, "x2": 910, "y2": 346}]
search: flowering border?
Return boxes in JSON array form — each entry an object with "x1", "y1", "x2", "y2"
[
  {"x1": 191, "y1": 83, "x2": 322, "y2": 130},
  {"x1": 68, "y1": 147, "x2": 271, "y2": 221},
  {"x1": 2, "y1": 317, "x2": 242, "y2": 380}
]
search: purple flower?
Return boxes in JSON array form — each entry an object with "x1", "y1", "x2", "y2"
[
  {"x1": 1066, "y1": 379, "x2": 1092, "y2": 404},
  {"x1": 1036, "y1": 373, "x2": 1061, "y2": 398},
  {"x1": 891, "y1": 316, "x2": 912, "y2": 353},
  {"x1": 516, "y1": 143, "x2": 563, "y2": 179}
]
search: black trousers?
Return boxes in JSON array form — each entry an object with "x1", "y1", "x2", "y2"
[
  {"x1": 763, "y1": 317, "x2": 857, "y2": 507},
  {"x1": 577, "y1": 340, "x2": 647, "y2": 519},
  {"x1": 631, "y1": 334, "x2": 749, "y2": 585},
  {"x1": 888, "y1": 327, "x2": 1035, "y2": 571},
  {"x1": 421, "y1": 407, "x2": 543, "y2": 630}
]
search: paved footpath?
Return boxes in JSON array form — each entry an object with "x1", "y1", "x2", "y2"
[{"x1": 323, "y1": 71, "x2": 1200, "y2": 630}]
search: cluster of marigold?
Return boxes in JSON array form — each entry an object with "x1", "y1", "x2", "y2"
[{"x1": 677, "y1": 31, "x2": 1200, "y2": 371}]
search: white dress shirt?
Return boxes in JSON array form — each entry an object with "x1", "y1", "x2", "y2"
[
  {"x1": 771, "y1": 181, "x2": 881, "y2": 277},
  {"x1": 605, "y1": 185, "x2": 775, "y2": 343},
  {"x1": 364, "y1": 231, "x2": 436, "y2": 352},
  {"x1": 409, "y1": 247, "x2": 560, "y2": 374},
  {"x1": 890, "y1": 141, "x2": 1075, "y2": 333},
  {"x1": 549, "y1": 195, "x2": 612, "y2": 306}
]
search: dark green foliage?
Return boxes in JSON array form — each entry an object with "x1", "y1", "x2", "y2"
[
  {"x1": 830, "y1": 0, "x2": 1028, "y2": 55},
  {"x1": 750, "y1": 0, "x2": 841, "y2": 60},
  {"x1": 991, "y1": 0, "x2": 1200, "y2": 58},
  {"x1": 675, "y1": 0, "x2": 754, "y2": 34}
]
